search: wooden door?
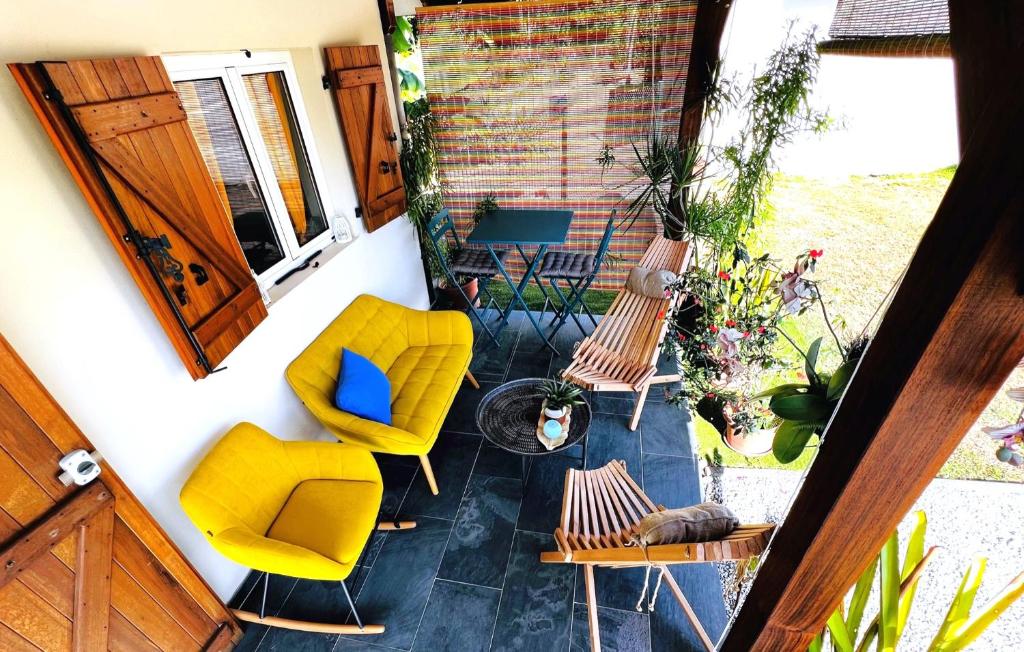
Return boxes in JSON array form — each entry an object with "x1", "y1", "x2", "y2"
[
  {"x1": 9, "y1": 58, "x2": 268, "y2": 380},
  {"x1": 324, "y1": 45, "x2": 407, "y2": 232},
  {"x1": 0, "y1": 333, "x2": 241, "y2": 650}
]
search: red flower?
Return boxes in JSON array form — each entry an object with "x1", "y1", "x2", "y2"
[
  {"x1": 717, "y1": 270, "x2": 731, "y2": 280},
  {"x1": 709, "y1": 324, "x2": 719, "y2": 333},
  {"x1": 677, "y1": 333, "x2": 686, "y2": 341},
  {"x1": 725, "y1": 319, "x2": 736, "y2": 327},
  {"x1": 700, "y1": 343, "x2": 708, "y2": 350},
  {"x1": 706, "y1": 392, "x2": 716, "y2": 399},
  {"x1": 743, "y1": 331, "x2": 751, "y2": 338},
  {"x1": 809, "y1": 249, "x2": 823, "y2": 259},
  {"x1": 656, "y1": 310, "x2": 665, "y2": 320},
  {"x1": 757, "y1": 326, "x2": 767, "y2": 334}
]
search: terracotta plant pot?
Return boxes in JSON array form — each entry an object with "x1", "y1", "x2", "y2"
[
  {"x1": 722, "y1": 420, "x2": 774, "y2": 457},
  {"x1": 439, "y1": 278, "x2": 479, "y2": 309}
]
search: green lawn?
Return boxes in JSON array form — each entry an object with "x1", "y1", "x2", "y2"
[
  {"x1": 705, "y1": 166, "x2": 1024, "y2": 483},
  {"x1": 484, "y1": 283, "x2": 618, "y2": 315}
]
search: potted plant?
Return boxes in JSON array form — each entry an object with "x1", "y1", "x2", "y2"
[
  {"x1": 665, "y1": 250, "x2": 822, "y2": 456},
  {"x1": 540, "y1": 377, "x2": 584, "y2": 424},
  {"x1": 757, "y1": 333, "x2": 867, "y2": 463}
]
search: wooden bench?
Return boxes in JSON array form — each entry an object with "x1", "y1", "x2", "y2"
[
  {"x1": 539, "y1": 460, "x2": 774, "y2": 652},
  {"x1": 562, "y1": 235, "x2": 692, "y2": 430}
]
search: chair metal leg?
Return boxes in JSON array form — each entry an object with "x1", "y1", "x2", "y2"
[
  {"x1": 259, "y1": 571, "x2": 269, "y2": 619},
  {"x1": 548, "y1": 278, "x2": 586, "y2": 337},
  {"x1": 340, "y1": 579, "x2": 364, "y2": 630}
]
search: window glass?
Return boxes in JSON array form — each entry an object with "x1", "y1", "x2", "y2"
[
  {"x1": 175, "y1": 78, "x2": 286, "y2": 274},
  {"x1": 242, "y1": 71, "x2": 329, "y2": 246}
]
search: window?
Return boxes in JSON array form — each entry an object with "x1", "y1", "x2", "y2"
[{"x1": 164, "y1": 52, "x2": 340, "y2": 288}]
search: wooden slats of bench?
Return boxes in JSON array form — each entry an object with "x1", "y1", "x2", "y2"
[
  {"x1": 545, "y1": 461, "x2": 774, "y2": 566},
  {"x1": 563, "y1": 235, "x2": 691, "y2": 395}
]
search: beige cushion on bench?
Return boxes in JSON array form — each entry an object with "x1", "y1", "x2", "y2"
[{"x1": 635, "y1": 502, "x2": 739, "y2": 545}]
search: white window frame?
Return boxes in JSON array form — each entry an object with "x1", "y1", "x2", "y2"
[{"x1": 163, "y1": 51, "x2": 338, "y2": 289}]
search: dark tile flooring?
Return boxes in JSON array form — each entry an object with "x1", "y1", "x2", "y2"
[{"x1": 231, "y1": 311, "x2": 725, "y2": 651}]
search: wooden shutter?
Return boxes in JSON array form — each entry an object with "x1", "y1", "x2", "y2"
[
  {"x1": 0, "y1": 333, "x2": 241, "y2": 650},
  {"x1": 324, "y1": 45, "x2": 407, "y2": 232},
  {"x1": 9, "y1": 57, "x2": 267, "y2": 380}
]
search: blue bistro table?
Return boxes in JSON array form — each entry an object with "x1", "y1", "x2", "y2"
[{"x1": 467, "y1": 208, "x2": 574, "y2": 353}]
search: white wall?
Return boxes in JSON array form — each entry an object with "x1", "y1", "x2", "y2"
[
  {"x1": 0, "y1": 0, "x2": 428, "y2": 599},
  {"x1": 718, "y1": 0, "x2": 959, "y2": 176}
]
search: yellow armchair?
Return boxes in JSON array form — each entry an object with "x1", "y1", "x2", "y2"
[
  {"x1": 180, "y1": 422, "x2": 415, "y2": 635},
  {"x1": 286, "y1": 294, "x2": 477, "y2": 495}
]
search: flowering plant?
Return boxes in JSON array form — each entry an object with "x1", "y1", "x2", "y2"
[{"x1": 664, "y1": 250, "x2": 824, "y2": 436}]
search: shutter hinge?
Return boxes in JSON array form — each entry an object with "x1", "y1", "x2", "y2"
[
  {"x1": 322, "y1": 74, "x2": 332, "y2": 90},
  {"x1": 354, "y1": 206, "x2": 363, "y2": 218}
]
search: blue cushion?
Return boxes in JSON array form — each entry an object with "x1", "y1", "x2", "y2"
[{"x1": 335, "y1": 349, "x2": 392, "y2": 425}]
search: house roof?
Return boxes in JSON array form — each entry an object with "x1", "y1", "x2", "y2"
[{"x1": 818, "y1": 0, "x2": 950, "y2": 58}]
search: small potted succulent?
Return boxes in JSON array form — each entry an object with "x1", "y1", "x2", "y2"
[{"x1": 540, "y1": 378, "x2": 584, "y2": 424}]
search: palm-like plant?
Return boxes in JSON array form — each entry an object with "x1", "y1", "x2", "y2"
[
  {"x1": 540, "y1": 378, "x2": 584, "y2": 410},
  {"x1": 809, "y1": 511, "x2": 1024, "y2": 652}
]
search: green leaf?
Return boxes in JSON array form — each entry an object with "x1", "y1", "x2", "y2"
[
  {"x1": 828, "y1": 359, "x2": 858, "y2": 401},
  {"x1": 897, "y1": 512, "x2": 928, "y2": 638},
  {"x1": 769, "y1": 393, "x2": 832, "y2": 422},
  {"x1": 929, "y1": 558, "x2": 987, "y2": 650},
  {"x1": 805, "y1": 336, "x2": 823, "y2": 385},
  {"x1": 753, "y1": 383, "x2": 809, "y2": 400},
  {"x1": 849, "y1": 558, "x2": 878, "y2": 642},
  {"x1": 772, "y1": 420, "x2": 816, "y2": 463},
  {"x1": 827, "y1": 608, "x2": 855, "y2": 652},
  {"x1": 392, "y1": 16, "x2": 416, "y2": 53},
  {"x1": 878, "y1": 533, "x2": 901, "y2": 651},
  {"x1": 935, "y1": 568, "x2": 1024, "y2": 651},
  {"x1": 808, "y1": 632, "x2": 823, "y2": 652}
]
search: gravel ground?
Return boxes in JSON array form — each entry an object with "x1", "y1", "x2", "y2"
[{"x1": 704, "y1": 466, "x2": 1024, "y2": 650}]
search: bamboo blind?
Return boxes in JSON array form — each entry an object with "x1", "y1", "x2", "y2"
[{"x1": 417, "y1": 0, "x2": 697, "y2": 288}]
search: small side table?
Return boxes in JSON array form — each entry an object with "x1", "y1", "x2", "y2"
[{"x1": 475, "y1": 378, "x2": 591, "y2": 488}]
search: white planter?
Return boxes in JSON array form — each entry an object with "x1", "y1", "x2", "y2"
[{"x1": 544, "y1": 406, "x2": 568, "y2": 420}]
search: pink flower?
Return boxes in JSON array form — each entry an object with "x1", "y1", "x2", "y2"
[
  {"x1": 716, "y1": 327, "x2": 744, "y2": 360},
  {"x1": 778, "y1": 271, "x2": 814, "y2": 314},
  {"x1": 757, "y1": 326, "x2": 767, "y2": 333}
]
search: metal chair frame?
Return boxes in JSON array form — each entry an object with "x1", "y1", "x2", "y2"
[
  {"x1": 425, "y1": 209, "x2": 506, "y2": 347},
  {"x1": 541, "y1": 211, "x2": 618, "y2": 338}
]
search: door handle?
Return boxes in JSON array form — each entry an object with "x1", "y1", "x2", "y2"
[{"x1": 379, "y1": 161, "x2": 398, "y2": 175}]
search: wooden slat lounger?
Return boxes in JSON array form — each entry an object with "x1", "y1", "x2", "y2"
[
  {"x1": 562, "y1": 235, "x2": 692, "y2": 430},
  {"x1": 540, "y1": 460, "x2": 775, "y2": 652}
]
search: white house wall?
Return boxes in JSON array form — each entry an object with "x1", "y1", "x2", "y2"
[{"x1": 0, "y1": 0, "x2": 428, "y2": 600}]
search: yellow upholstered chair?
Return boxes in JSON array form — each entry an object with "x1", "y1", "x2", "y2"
[
  {"x1": 286, "y1": 294, "x2": 477, "y2": 495},
  {"x1": 180, "y1": 422, "x2": 415, "y2": 634}
]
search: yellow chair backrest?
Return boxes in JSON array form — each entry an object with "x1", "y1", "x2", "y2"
[{"x1": 180, "y1": 422, "x2": 306, "y2": 538}]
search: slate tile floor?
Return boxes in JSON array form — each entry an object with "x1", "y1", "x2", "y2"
[{"x1": 230, "y1": 311, "x2": 726, "y2": 651}]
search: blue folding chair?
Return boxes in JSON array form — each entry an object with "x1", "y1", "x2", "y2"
[
  {"x1": 426, "y1": 209, "x2": 509, "y2": 347},
  {"x1": 537, "y1": 210, "x2": 617, "y2": 337}
]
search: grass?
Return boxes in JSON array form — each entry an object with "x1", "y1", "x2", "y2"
[
  {"x1": 484, "y1": 283, "x2": 618, "y2": 315},
  {"x1": 712, "y1": 166, "x2": 1024, "y2": 483}
]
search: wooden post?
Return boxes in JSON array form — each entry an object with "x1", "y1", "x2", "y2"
[
  {"x1": 721, "y1": 8, "x2": 1024, "y2": 649},
  {"x1": 677, "y1": 0, "x2": 733, "y2": 149}
]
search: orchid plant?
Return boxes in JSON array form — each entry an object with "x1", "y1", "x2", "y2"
[{"x1": 985, "y1": 383, "x2": 1024, "y2": 467}]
